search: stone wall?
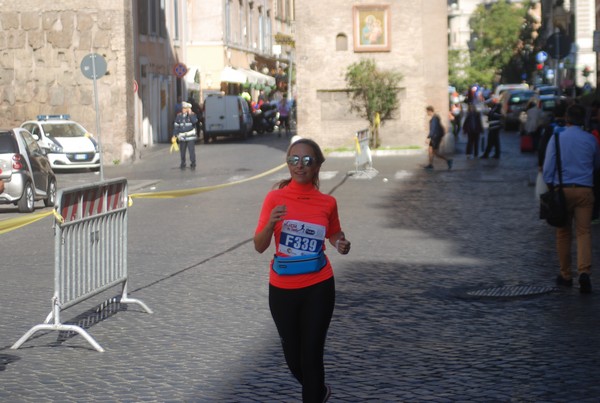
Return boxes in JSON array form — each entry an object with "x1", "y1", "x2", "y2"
[
  {"x1": 0, "y1": 1, "x2": 132, "y2": 164},
  {"x1": 294, "y1": 0, "x2": 448, "y2": 150}
]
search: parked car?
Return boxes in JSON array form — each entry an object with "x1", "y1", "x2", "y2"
[
  {"x1": 202, "y1": 95, "x2": 253, "y2": 143},
  {"x1": 21, "y1": 115, "x2": 100, "y2": 171},
  {"x1": 493, "y1": 83, "x2": 529, "y2": 100},
  {"x1": 535, "y1": 85, "x2": 560, "y2": 97},
  {"x1": 500, "y1": 89, "x2": 537, "y2": 130},
  {"x1": 537, "y1": 94, "x2": 566, "y2": 125},
  {"x1": 0, "y1": 128, "x2": 57, "y2": 213}
]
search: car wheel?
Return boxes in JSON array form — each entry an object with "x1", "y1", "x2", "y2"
[
  {"x1": 44, "y1": 178, "x2": 57, "y2": 207},
  {"x1": 18, "y1": 182, "x2": 35, "y2": 213},
  {"x1": 204, "y1": 134, "x2": 210, "y2": 144}
]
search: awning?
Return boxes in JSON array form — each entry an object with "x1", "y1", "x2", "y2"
[
  {"x1": 184, "y1": 66, "x2": 201, "y2": 90},
  {"x1": 237, "y1": 68, "x2": 276, "y2": 86},
  {"x1": 218, "y1": 66, "x2": 276, "y2": 86},
  {"x1": 220, "y1": 66, "x2": 246, "y2": 84}
]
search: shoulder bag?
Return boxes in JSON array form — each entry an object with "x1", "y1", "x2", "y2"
[{"x1": 539, "y1": 132, "x2": 568, "y2": 227}]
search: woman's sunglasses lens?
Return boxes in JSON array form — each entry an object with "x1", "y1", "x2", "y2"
[
  {"x1": 287, "y1": 156, "x2": 300, "y2": 166},
  {"x1": 302, "y1": 156, "x2": 314, "y2": 166},
  {"x1": 287, "y1": 155, "x2": 315, "y2": 167}
]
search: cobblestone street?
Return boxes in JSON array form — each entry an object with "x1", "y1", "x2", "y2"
[{"x1": 1, "y1": 130, "x2": 600, "y2": 402}]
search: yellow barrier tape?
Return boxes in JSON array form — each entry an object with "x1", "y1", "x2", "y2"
[
  {"x1": 52, "y1": 208, "x2": 65, "y2": 224},
  {"x1": 0, "y1": 210, "x2": 53, "y2": 235},
  {"x1": 130, "y1": 163, "x2": 287, "y2": 199},
  {"x1": 0, "y1": 163, "x2": 287, "y2": 233}
]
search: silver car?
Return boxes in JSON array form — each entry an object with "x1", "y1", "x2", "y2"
[{"x1": 0, "y1": 128, "x2": 57, "y2": 213}]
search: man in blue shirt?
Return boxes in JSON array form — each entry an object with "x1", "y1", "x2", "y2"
[{"x1": 543, "y1": 104, "x2": 600, "y2": 293}]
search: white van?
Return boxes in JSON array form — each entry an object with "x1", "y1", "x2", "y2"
[{"x1": 203, "y1": 95, "x2": 253, "y2": 143}]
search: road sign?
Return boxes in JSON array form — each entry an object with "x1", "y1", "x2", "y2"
[
  {"x1": 80, "y1": 53, "x2": 107, "y2": 79},
  {"x1": 536, "y1": 51, "x2": 548, "y2": 63},
  {"x1": 173, "y1": 63, "x2": 188, "y2": 78}
]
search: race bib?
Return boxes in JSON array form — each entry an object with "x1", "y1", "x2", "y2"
[{"x1": 279, "y1": 220, "x2": 326, "y2": 256}]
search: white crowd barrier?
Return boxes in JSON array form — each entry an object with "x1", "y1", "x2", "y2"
[
  {"x1": 12, "y1": 178, "x2": 152, "y2": 352},
  {"x1": 352, "y1": 128, "x2": 378, "y2": 178}
]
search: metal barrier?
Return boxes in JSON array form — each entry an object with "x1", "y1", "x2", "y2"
[
  {"x1": 352, "y1": 128, "x2": 378, "y2": 178},
  {"x1": 12, "y1": 178, "x2": 152, "y2": 352}
]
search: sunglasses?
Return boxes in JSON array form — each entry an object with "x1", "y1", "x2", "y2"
[{"x1": 287, "y1": 155, "x2": 315, "y2": 167}]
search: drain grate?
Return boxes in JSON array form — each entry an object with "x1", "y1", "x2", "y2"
[{"x1": 467, "y1": 284, "x2": 557, "y2": 298}]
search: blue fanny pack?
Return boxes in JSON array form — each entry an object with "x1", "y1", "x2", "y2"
[{"x1": 272, "y1": 250, "x2": 327, "y2": 275}]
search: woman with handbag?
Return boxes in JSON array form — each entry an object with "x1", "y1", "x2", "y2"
[{"x1": 254, "y1": 138, "x2": 351, "y2": 402}]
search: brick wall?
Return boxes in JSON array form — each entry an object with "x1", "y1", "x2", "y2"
[
  {"x1": 294, "y1": 0, "x2": 448, "y2": 150},
  {"x1": 0, "y1": 1, "x2": 132, "y2": 163}
]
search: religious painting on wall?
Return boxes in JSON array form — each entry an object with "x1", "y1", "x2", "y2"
[{"x1": 353, "y1": 5, "x2": 391, "y2": 52}]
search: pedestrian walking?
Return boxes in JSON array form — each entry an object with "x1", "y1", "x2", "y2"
[
  {"x1": 543, "y1": 104, "x2": 600, "y2": 293},
  {"x1": 254, "y1": 138, "x2": 351, "y2": 402},
  {"x1": 278, "y1": 96, "x2": 291, "y2": 137},
  {"x1": 424, "y1": 106, "x2": 453, "y2": 170},
  {"x1": 463, "y1": 103, "x2": 483, "y2": 159},
  {"x1": 450, "y1": 102, "x2": 462, "y2": 139},
  {"x1": 172, "y1": 102, "x2": 198, "y2": 169},
  {"x1": 481, "y1": 97, "x2": 502, "y2": 159},
  {"x1": 524, "y1": 100, "x2": 543, "y2": 151}
]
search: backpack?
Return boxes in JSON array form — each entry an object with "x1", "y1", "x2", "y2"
[{"x1": 434, "y1": 115, "x2": 445, "y2": 139}]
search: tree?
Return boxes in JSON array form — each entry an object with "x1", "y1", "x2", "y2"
[
  {"x1": 448, "y1": 49, "x2": 471, "y2": 93},
  {"x1": 345, "y1": 58, "x2": 403, "y2": 148},
  {"x1": 467, "y1": 0, "x2": 532, "y2": 87}
]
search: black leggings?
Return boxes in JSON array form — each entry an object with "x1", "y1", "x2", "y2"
[{"x1": 269, "y1": 277, "x2": 335, "y2": 402}]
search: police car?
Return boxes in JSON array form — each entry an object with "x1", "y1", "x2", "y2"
[{"x1": 21, "y1": 115, "x2": 100, "y2": 171}]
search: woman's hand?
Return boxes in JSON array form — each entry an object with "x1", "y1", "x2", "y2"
[
  {"x1": 332, "y1": 232, "x2": 351, "y2": 255},
  {"x1": 269, "y1": 205, "x2": 287, "y2": 226},
  {"x1": 254, "y1": 205, "x2": 286, "y2": 253}
]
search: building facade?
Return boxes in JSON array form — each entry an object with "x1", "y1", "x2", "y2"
[
  {"x1": 0, "y1": 1, "x2": 294, "y2": 164},
  {"x1": 294, "y1": 0, "x2": 449, "y2": 149},
  {"x1": 133, "y1": 0, "x2": 184, "y2": 149},
  {"x1": 0, "y1": 1, "x2": 134, "y2": 163},
  {"x1": 185, "y1": 0, "x2": 295, "y2": 102}
]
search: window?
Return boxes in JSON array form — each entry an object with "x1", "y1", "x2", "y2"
[
  {"x1": 159, "y1": 0, "x2": 166, "y2": 38},
  {"x1": 149, "y1": 0, "x2": 158, "y2": 35},
  {"x1": 336, "y1": 33, "x2": 348, "y2": 51},
  {"x1": 138, "y1": 0, "x2": 166, "y2": 39},
  {"x1": 248, "y1": 2, "x2": 253, "y2": 48},
  {"x1": 286, "y1": 0, "x2": 293, "y2": 21},
  {"x1": 266, "y1": 10, "x2": 272, "y2": 52},
  {"x1": 275, "y1": 0, "x2": 293, "y2": 22},
  {"x1": 239, "y1": 0, "x2": 244, "y2": 45},
  {"x1": 258, "y1": 7, "x2": 264, "y2": 52},
  {"x1": 173, "y1": 0, "x2": 180, "y2": 41},
  {"x1": 138, "y1": 2, "x2": 149, "y2": 35},
  {"x1": 225, "y1": 0, "x2": 231, "y2": 43}
]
